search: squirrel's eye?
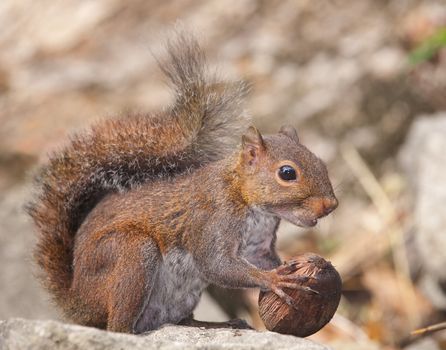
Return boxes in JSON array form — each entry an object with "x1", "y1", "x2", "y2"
[{"x1": 278, "y1": 165, "x2": 297, "y2": 181}]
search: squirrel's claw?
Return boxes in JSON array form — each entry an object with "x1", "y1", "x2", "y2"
[
  {"x1": 275, "y1": 273, "x2": 318, "y2": 284},
  {"x1": 277, "y1": 282, "x2": 319, "y2": 295},
  {"x1": 271, "y1": 286, "x2": 300, "y2": 311}
]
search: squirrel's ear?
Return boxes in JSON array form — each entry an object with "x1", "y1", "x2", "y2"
[
  {"x1": 242, "y1": 126, "x2": 265, "y2": 166},
  {"x1": 279, "y1": 125, "x2": 299, "y2": 143}
]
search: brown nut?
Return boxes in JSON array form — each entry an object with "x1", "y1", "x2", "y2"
[{"x1": 258, "y1": 253, "x2": 342, "y2": 337}]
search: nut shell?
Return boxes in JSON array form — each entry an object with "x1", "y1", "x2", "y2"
[{"x1": 258, "y1": 253, "x2": 342, "y2": 337}]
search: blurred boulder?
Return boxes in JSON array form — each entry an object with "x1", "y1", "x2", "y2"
[
  {"x1": 405, "y1": 337, "x2": 441, "y2": 350},
  {"x1": 0, "y1": 185, "x2": 57, "y2": 320},
  {"x1": 400, "y1": 113, "x2": 446, "y2": 309},
  {"x1": 0, "y1": 318, "x2": 329, "y2": 350}
]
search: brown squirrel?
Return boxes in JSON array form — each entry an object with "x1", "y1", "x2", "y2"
[{"x1": 27, "y1": 32, "x2": 338, "y2": 333}]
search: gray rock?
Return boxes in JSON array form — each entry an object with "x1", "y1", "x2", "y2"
[
  {"x1": 0, "y1": 186, "x2": 57, "y2": 321},
  {"x1": 0, "y1": 318, "x2": 329, "y2": 350},
  {"x1": 404, "y1": 337, "x2": 441, "y2": 350},
  {"x1": 400, "y1": 113, "x2": 446, "y2": 309}
]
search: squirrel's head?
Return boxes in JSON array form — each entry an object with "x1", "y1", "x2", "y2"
[{"x1": 237, "y1": 125, "x2": 338, "y2": 227}]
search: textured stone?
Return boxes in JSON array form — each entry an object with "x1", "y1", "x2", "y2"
[
  {"x1": 0, "y1": 318, "x2": 329, "y2": 350},
  {"x1": 400, "y1": 113, "x2": 446, "y2": 309}
]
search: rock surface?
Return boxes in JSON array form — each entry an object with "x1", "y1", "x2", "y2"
[
  {"x1": 0, "y1": 318, "x2": 329, "y2": 350},
  {"x1": 400, "y1": 113, "x2": 446, "y2": 309}
]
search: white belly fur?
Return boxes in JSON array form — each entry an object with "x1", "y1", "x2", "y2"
[
  {"x1": 242, "y1": 209, "x2": 280, "y2": 269},
  {"x1": 135, "y1": 248, "x2": 207, "y2": 332}
]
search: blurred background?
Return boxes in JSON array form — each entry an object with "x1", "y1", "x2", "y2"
[{"x1": 1, "y1": 0, "x2": 446, "y2": 349}]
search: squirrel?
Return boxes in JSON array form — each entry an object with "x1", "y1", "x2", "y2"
[{"x1": 27, "y1": 32, "x2": 338, "y2": 334}]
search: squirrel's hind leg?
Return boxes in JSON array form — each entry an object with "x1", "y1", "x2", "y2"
[{"x1": 106, "y1": 236, "x2": 161, "y2": 333}]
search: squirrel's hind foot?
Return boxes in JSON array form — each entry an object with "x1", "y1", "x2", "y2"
[{"x1": 179, "y1": 316, "x2": 253, "y2": 330}]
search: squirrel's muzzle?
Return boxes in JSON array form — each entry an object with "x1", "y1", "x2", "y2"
[
  {"x1": 306, "y1": 196, "x2": 338, "y2": 219},
  {"x1": 322, "y1": 197, "x2": 338, "y2": 216}
]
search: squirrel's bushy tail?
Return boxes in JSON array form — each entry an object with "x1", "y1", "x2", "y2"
[{"x1": 27, "y1": 31, "x2": 249, "y2": 314}]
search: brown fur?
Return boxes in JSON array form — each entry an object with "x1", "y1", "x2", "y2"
[
  {"x1": 27, "y1": 32, "x2": 248, "y2": 314},
  {"x1": 27, "y1": 32, "x2": 338, "y2": 333}
]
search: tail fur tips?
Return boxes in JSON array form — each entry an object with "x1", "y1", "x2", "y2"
[{"x1": 160, "y1": 31, "x2": 250, "y2": 158}]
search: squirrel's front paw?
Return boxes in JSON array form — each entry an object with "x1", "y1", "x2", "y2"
[
  {"x1": 265, "y1": 270, "x2": 319, "y2": 311},
  {"x1": 274, "y1": 273, "x2": 319, "y2": 294}
]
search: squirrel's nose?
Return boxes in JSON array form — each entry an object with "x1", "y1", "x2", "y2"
[{"x1": 322, "y1": 197, "x2": 338, "y2": 215}]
